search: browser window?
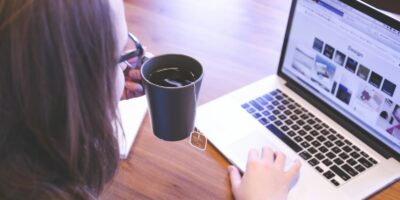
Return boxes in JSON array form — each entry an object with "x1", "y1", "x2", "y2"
[{"x1": 282, "y1": 0, "x2": 400, "y2": 153}]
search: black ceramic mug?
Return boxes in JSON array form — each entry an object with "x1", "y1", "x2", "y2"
[{"x1": 141, "y1": 54, "x2": 203, "y2": 141}]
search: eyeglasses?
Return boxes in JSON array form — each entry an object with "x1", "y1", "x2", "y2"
[{"x1": 118, "y1": 32, "x2": 144, "y2": 68}]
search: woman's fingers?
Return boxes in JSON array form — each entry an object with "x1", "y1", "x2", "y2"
[
  {"x1": 274, "y1": 152, "x2": 286, "y2": 169},
  {"x1": 228, "y1": 165, "x2": 241, "y2": 195},
  {"x1": 128, "y1": 69, "x2": 142, "y2": 81},
  {"x1": 285, "y1": 160, "x2": 301, "y2": 182}
]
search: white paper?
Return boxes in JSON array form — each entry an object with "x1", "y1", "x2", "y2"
[{"x1": 116, "y1": 96, "x2": 147, "y2": 159}]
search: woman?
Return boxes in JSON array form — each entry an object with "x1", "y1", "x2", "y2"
[{"x1": 0, "y1": 0, "x2": 300, "y2": 199}]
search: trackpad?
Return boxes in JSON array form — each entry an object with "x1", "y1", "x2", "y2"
[{"x1": 228, "y1": 134, "x2": 296, "y2": 172}]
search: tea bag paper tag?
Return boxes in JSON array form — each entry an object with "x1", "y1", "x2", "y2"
[{"x1": 189, "y1": 128, "x2": 207, "y2": 151}]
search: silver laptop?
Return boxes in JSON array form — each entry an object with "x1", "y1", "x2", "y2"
[{"x1": 196, "y1": 0, "x2": 400, "y2": 199}]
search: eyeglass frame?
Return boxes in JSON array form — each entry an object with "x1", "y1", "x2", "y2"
[{"x1": 118, "y1": 32, "x2": 144, "y2": 68}]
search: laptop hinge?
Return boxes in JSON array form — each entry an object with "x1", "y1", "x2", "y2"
[{"x1": 285, "y1": 80, "x2": 400, "y2": 161}]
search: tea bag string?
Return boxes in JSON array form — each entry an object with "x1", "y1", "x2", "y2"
[{"x1": 189, "y1": 80, "x2": 208, "y2": 151}]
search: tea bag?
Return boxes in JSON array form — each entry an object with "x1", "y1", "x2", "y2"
[{"x1": 189, "y1": 128, "x2": 207, "y2": 151}]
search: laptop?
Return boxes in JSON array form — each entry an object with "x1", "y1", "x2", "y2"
[{"x1": 196, "y1": 0, "x2": 400, "y2": 199}]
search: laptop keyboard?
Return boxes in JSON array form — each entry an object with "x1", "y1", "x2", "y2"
[{"x1": 241, "y1": 89, "x2": 378, "y2": 187}]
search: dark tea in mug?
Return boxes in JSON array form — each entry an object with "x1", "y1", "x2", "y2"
[{"x1": 148, "y1": 67, "x2": 196, "y2": 87}]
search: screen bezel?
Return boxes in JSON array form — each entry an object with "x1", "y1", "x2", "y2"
[{"x1": 277, "y1": 0, "x2": 400, "y2": 160}]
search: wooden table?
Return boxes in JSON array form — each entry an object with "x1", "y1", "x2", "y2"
[{"x1": 101, "y1": 0, "x2": 400, "y2": 199}]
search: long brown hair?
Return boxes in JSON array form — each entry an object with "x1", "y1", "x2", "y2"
[{"x1": 0, "y1": 0, "x2": 120, "y2": 199}]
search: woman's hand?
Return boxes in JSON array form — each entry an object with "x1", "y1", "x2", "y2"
[
  {"x1": 121, "y1": 56, "x2": 145, "y2": 99},
  {"x1": 228, "y1": 148, "x2": 301, "y2": 200}
]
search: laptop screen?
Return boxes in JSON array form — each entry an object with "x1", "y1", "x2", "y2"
[{"x1": 281, "y1": 0, "x2": 400, "y2": 153}]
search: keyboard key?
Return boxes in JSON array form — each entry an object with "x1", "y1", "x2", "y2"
[
  {"x1": 326, "y1": 152, "x2": 336, "y2": 159},
  {"x1": 303, "y1": 125, "x2": 312, "y2": 131},
  {"x1": 290, "y1": 115, "x2": 299, "y2": 121},
  {"x1": 330, "y1": 165, "x2": 351, "y2": 181},
  {"x1": 318, "y1": 146, "x2": 329, "y2": 153},
  {"x1": 267, "y1": 105, "x2": 274, "y2": 110},
  {"x1": 278, "y1": 114, "x2": 287, "y2": 120},
  {"x1": 355, "y1": 164, "x2": 366, "y2": 173},
  {"x1": 368, "y1": 157, "x2": 378, "y2": 164},
  {"x1": 262, "y1": 110, "x2": 271, "y2": 116},
  {"x1": 278, "y1": 105, "x2": 286, "y2": 110},
  {"x1": 272, "y1": 100, "x2": 280, "y2": 106},
  {"x1": 315, "y1": 153, "x2": 325, "y2": 160},
  {"x1": 294, "y1": 136, "x2": 303, "y2": 142},
  {"x1": 311, "y1": 140, "x2": 321, "y2": 147},
  {"x1": 315, "y1": 118, "x2": 321, "y2": 123},
  {"x1": 350, "y1": 152, "x2": 361, "y2": 159},
  {"x1": 247, "y1": 108, "x2": 256, "y2": 114},
  {"x1": 342, "y1": 164, "x2": 358, "y2": 177},
  {"x1": 294, "y1": 109, "x2": 302, "y2": 115},
  {"x1": 344, "y1": 139, "x2": 352, "y2": 145},
  {"x1": 263, "y1": 93, "x2": 273, "y2": 100},
  {"x1": 285, "y1": 119, "x2": 293, "y2": 125},
  {"x1": 299, "y1": 151, "x2": 312, "y2": 160},
  {"x1": 352, "y1": 145, "x2": 360, "y2": 152},
  {"x1": 272, "y1": 110, "x2": 280, "y2": 115},
  {"x1": 335, "y1": 140, "x2": 345, "y2": 147},
  {"x1": 360, "y1": 151, "x2": 369, "y2": 158},
  {"x1": 308, "y1": 147, "x2": 318, "y2": 154},
  {"x1": 304, "y1": 135, "x2": 313, "y2": 141},
  {"x1": 322, "y1": 159, "x2": 333, "y2": 167},
  {"x1": 332, "y1": 147, "x2": 341, "y2": 154},
  {"x1": 306, "y1": 119, "x2": 316, "y2": 125},
  {"x1": 253, "y1": 113, "x2": 262, "y2": 119},
  {"x1": 298, "y1": 129, "x2": 307, "y2": 136},
  {"x1": 256, "y1": 97, "x2": 268, "y2": 105},
  {"x1": 258, "y1": 118, "x2": 269, "y2": 125},
  {"x1": 314, "y1": 124, "x2": 323, "y2": 130},
  {"x1": 347, "y1": 158, "x2": 357, "y2": 166},
  {"x1": 281, "y1": 125, "x2": 290, "y2": 132},
  {"x1": 301, "y1": 141, "x2": 310, "y2": 148},
  {"x1": 276, "y1": 95, "x2": 284, "y2": 100},
  {"x1": 310, "y1": 130, "x2": 319, "y2": 137},
  {"x1": 331, "y1": 179, "x2": 340, "y2": 186},
  {"x1": 308, "y1": 158, "x2": 319, "y2": 166},
  {"x1": 291, "y1": 124, "x2": 300, "y2": 131},
  {"x1": 268, "y1": 115, "x2": 277, "y2": 121},
  {"x1": 296, "y1": 120, "x2": 305, "y2": 126},
  {"x1": 324, "y1": 141, "x2": 334, "y2": 148},
  {"x1": 282, "y1": 100, "x2": 290, "y2": 105},
  {"x1": 333, "y1": 158, "x2": 344, "y2": 165},
  {"x1": 358, "y1": 157, "x2": 373, "y2": 168},
  {"x1": 270, "y1": 90, "x2": 278, "y2": 96},
  {"x1": 342, "y1": 145, "x2": 352, "y2": 152},
  {"x1": 284, "y1": 110, "x2": 292, "y2": 115},
  {"x1": 300, "y1": 114, "x2": 309, "y2": 120},
  {"x1": 241, "y1": 103, "x2": 250, "y2": 109},
  {"x1": 338, "y1": 152, "x2": 349, "y2": 160},
  {"x1": 275, "y1": 121, "x2": 283, "y2": 126},
  {"x1": 337, "y1": 134, "x2": 344, "y2": 140},
  {"x1": 327, "y1": 135, "x2": 337, "y2": 141},
  {"x1": 315, "y1": 166, "x2": 324, "y2": 173},
  {"x1": 322, "y1": 123, "x2": 329, "y2": 128},
  {"x1": 287, "y1": 131, "x2": 296, "y2": 137},
  {"x1": 323, "y1": 170, "x2": 335, "y2": 179},
  {"x1": 308, "y1": 113, "x2": 315, "y2": 118},
  {"x1": 288, "y1": 104, "x2": 296, "y2": 110},
  {"x1": 266, "y1": 124, "x2": 302, "y2": 152},
  {"x1": 329, "y1": 128, "x2": 337, "y2": 134},
  {"x1": 321, "y1": 129, "x2": 330, "y2": 135},
  {"x1": 250, "y1": 100, "x2": 264, "y2": 111},
  {"x1": 317, "y1": 135, "x2": 326, "y2": 142}
]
